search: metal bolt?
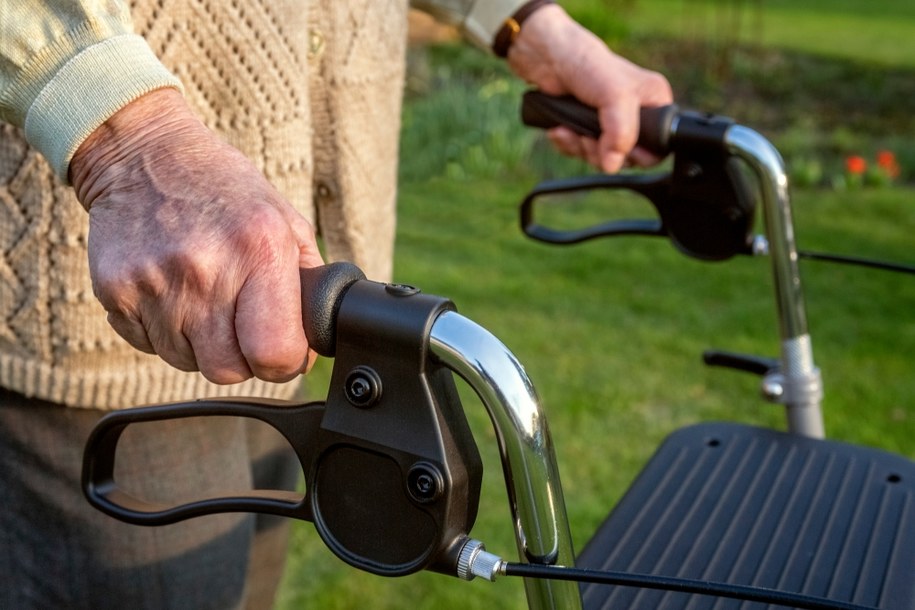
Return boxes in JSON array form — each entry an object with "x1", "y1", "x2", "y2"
[
  {"x1": 344, "y1": 367, "x2": 382, "y2": 408},
  {"x1": 761, "y1": 376, "x2": 784, "y2": 402},
  {"x1": 416, "y1": 474, "x2": 435, "y2": 494},
  {"x1": 385, "y1": 283, "x2": 420, "y2": 297},
  {"x1": 407, "y1": 463, "x2": 442, "y2": 503}
]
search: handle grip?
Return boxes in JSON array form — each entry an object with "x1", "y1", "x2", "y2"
[
  {"x1": 299, "y1": 261, "x2": 366, "y2": 357},
  {"x1": 520, "y1": 90, "x2": 679, "y2": 158}
]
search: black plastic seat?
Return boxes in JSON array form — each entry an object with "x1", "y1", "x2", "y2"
[{"x1": 577, "y1": 422, "x2": 915, "y2": 609}]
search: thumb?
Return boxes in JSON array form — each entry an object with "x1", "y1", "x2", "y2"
[{"x1": 276, "y1": 202, "x2": 325, "y2": 269}]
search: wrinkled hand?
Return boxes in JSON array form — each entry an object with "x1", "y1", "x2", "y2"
[
  {"x1": 508, "y1": 4, "x2": 674, "y2": 172},
  {"x1": 70, "y1": 88, "x2": 324, "y2": 384}
]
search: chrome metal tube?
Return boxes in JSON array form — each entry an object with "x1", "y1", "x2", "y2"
[
  {"x1": 725, "y1": 126, "x2": 805, "y2": 340},
  {"x1": 725, "y1": 126, "x2": 825, "y2": 437},
  {"x1": 429, "y1": 311, "x2": 581, "y2": 610}
]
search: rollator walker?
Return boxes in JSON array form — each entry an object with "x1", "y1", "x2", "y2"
[{"x1": 83, "y1": 92, "x2": 915, "y2": 610}]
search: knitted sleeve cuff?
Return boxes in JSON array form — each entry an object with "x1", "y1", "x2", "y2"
[
  {"x1": 462, "y1": 0, "x2": 529, "y2": 49},
  {"x1": 22, "y1": 34, "x2": 183, "y2": 182},
  {"x1": 412, "y1": 0, "x2": 529, "y2": 50}
]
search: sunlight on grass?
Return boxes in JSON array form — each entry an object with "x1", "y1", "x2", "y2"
[
  {"x1": 278, "y1": 175, "x2": 915, "y2": 610},
  {"x1": 276, "y1": 4, "x2": 914, "y2": 607},
  {"x1": 621, "y1": 0, "x2": 915, "y2": 68}
]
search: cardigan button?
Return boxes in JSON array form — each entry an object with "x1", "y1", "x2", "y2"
[
  {"x1": 308, "y1": 28, "x2": 325, "y2": 59},
  {"x1": 315, "y1": 180, "x2": 335, "y2": 201}
]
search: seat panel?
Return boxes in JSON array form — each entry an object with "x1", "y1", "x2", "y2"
[{"x1": 577, "y1": 422, "x2": 915, "y2": 609}]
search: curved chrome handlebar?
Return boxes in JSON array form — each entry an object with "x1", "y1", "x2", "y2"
[
  {"x1": 724, "y1": 126, "x2": 824, "y2": 438},
  {"x1": 430, "y1": 311, "x2": 581, "y2": 610}
]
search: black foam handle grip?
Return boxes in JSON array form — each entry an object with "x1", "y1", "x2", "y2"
[
  {"x1": 520, "y1": 90, "x2": 679, "y2": 157},
  {"x1": 299, "y1": 262, "x2": 366, "y2": 357}
]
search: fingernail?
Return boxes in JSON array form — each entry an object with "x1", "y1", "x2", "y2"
[
  {"x1": 603, "y1": 153, "x2": 625, "y2": 173},
  {"x1": 303, "y1": 348, "x2": 318, "y2": 374}
]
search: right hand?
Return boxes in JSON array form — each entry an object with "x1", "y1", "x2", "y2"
[
  {"x1": 507, "y1": 4, "x2": 673, "y2": 173},
  {"x1": 70, "y1": 88, "x2": 325, "y2": 384}
]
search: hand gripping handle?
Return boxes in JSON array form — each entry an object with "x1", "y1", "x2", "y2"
[
  {"x1": 520, "y1": 89, "x2": 679, "y2": 157},
  {"x1": 82, "y1": 262, "x2": 366, "y2": 525}
]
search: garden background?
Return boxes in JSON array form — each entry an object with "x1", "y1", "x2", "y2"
[{"x1": 277, "y1": 2, "x2": 915, "y2": 607}]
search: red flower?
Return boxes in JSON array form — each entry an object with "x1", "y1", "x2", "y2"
[
  {"x1": 845, "y1": 155, "x2": 867, "y2": 175},
  {"x1": 877, "y1": 150, "x2": 900, "y2": 178}
]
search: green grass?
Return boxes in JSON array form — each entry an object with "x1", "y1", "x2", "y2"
[
  {"x1": 275, "y1": 3, "x2": 915, "y2": 608},
  {"x1": 276, "y1": 177, "x2": 915, "y2": 610},
  {"x1": 620, "y1": 0, "x2": 915, "y2": 68}
]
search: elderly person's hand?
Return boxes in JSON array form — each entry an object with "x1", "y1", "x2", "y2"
[
  {"x1": 70, "y1": 88, "x2": 325, "y2": 384},
  {"x1": 507, "y1": 3, "x2": 673, "y2": 172}
]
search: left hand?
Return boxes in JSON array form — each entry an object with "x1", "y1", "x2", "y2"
[{"x1": 507, "y1": 4, "x2": 674, "y2": 173}]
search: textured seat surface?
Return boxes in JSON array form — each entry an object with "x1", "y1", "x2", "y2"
[{"x1": 577, "y1": 422, "x2": 915, "y2": 609}]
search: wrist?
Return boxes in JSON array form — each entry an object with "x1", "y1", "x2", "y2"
[
  {"x1": 505, "y1": 3, "x2": 583, "y2": 93},
  {"x1": 492, "y1": 0, "x2": 558, "y2": 58},
  {"x1": 70, "y1": 88, "x2": 200, "y2": 210}
]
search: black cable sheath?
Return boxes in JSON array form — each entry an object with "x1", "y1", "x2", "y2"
[
  {"x1": 798, "y1": 250, "x2": 915, "y2": 275},
  {"x1": 503, "y1": 563, "x2": 879, "y2": 610}
]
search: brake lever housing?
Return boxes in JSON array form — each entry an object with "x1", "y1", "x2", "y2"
[
  {"x1": 309, "y1": 280, "x2": 483, "y2": 577},
  {"x1": 661, "y1": 111, "x2": 757, "y2": 260},
  {"x1": 520, "y1": 97, "x2": 757, "y2": 261}
]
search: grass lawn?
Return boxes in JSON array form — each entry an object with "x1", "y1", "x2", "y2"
[
  {"x1": 276, "y1": 177, "x2": 915, "y2": 609},
  {"x1": 275, "y1": 3, "x2": 914, "y2": 608},
  {"x1": 621, "y1": 0, "x2": 915, "y2": 69}
]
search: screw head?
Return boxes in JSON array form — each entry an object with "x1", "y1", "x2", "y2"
[
  {"x1": 407, "y1": 463, "x2": 443, "y2": 504},
  {"x1": 344, "y1": 367, "x2": 382, "y2": 408},
  {"x1": 385, "y1": 283, "x2": 421, "y2": 297}
]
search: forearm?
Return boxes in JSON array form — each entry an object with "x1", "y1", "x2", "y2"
[{"x1": 0, "y1": 0, "x2": 180, "y2": 181}]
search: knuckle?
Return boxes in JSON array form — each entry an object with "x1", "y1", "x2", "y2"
[
  {"x1": 92, "y1": 258, "x2": 164, "y2": 311},
  {"x1": 643, "y1": 71, "x2": 674, "y2": 100},
  {"x1": 157, "y1": 349, "x2": 199, "y2": 373},
  {"x1": 246, "y1": 345, "x2": 305, "y2": 383},
  {"x1": 91, "y1": 271, "x2": 136, "y2": 311},
  {"x1": 233, "y1": 208, "x2": 298, "y2": 266},
  {"x1": 200, "y1": 366, "x2": 253, "y2": 385}
]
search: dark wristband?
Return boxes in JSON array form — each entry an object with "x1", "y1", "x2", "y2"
[{"x1": 492, "y1": 0, "x2": 556, "y2": 58}]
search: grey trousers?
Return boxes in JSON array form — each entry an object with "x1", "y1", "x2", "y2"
[{"x1": 0, "y1": 388, "x2": 300, "y2": 610}]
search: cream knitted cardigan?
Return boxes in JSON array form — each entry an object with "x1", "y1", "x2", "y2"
[{"x1": 0, "y1": 0, "x2": 525, "y2": 409}]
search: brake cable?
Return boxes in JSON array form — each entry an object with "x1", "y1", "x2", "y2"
[
  {"x1": 456, "y1": 540, "x2": 879, "y2": 610},
  {"x1": 502, "y1": 563, "x2": 879, "y2": 610},
  {"x1": 798, "y1": 249, "x2": 915, "y2": 275}
]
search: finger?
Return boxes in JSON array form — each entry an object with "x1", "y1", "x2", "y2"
[
  {"x1": 187, "y1": 308, "x2": 254, "y2": 384},
  {"x1": 274, "y1": 201, "x2": 325, "y2": 269},
  {"x1": 274, "y1": 203, "x2": 325, "y2": 375},
  {"x1": 142, "y1": 313, "x2": 200, "y2": 373},
  {"x1": 303, "y1": 348, "x2": 319, "y2": 375},
  {"x1": 546, "y1": 127, "x2": 586, "y2": 159},
  {"x1": 597, "y1": 98, "x2": 640, "y2": 173},
  {"x1": 628, "y1": 145, "x2": 664, "y2": 169},
  {"x1": 579, "y1": 137, "x2": 602, "y2": 169},
  {"x1": 235, "y1": 249, "x2": 310, "y2": 383},
  {"x1": 105, "y1": 310, "x2": 156, "y2": 354}
]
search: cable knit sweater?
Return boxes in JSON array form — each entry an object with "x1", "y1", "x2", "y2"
[{"x1": 0, "y1": 0, "x2": 524, "y2": 409}]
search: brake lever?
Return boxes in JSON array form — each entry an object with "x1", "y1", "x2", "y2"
[
  {"x1": 520, "y1": 173, "x2": 671, "y2": 245},
  {"x1": 520, "y1": 91, "x2": 757, "y2": 261},
  {"x1": 82, "y1": 262, "x2": 484, "y2": 578},
  {"x1": 82, "y1": 398, "x2": 325, "y2": 524}
]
